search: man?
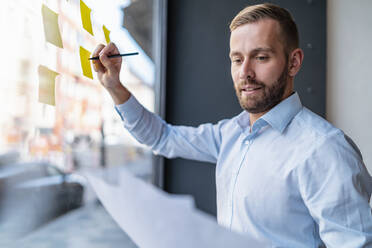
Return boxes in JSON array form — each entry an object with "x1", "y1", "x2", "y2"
[{"x1": 92, "y1": 3, "x2": 372, "y2": 247}]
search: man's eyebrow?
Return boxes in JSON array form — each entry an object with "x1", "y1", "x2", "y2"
[
  {"x1": 229, "y1": 51, "x2": 241, "y2": 57},
  {"x1": 251, "y1": 47, "x2": 275, "y2": 54},
  {"x1": 230, "y1": 47, "x2": 275, "y2": 57}
]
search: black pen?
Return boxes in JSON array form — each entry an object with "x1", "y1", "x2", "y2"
[{"x1": 89, "y1": 52, "x2": 139, "y2": 60}]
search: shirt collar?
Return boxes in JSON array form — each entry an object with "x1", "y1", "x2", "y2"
[{"x1": 236, "y1": 92, "x2": 303, "y2": 134}]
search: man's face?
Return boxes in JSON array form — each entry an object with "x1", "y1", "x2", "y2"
[{"x1": 230, "y1": 19, "x2": 290, "y2": 114}]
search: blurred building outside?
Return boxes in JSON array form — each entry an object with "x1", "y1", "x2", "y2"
[{"x1": 0, "y1": 0, "x2": 155, "y2": 181}]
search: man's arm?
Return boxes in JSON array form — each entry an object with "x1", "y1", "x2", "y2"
[
  {"x1": 92, "y1": 43, "x2": 222, "y2": 163},
  {"x1": 115, "y1": 95, "x2": 222, "y2": 162},
  {"x1": 298, "y1": 131, "x2": 372, "y2": 247}
]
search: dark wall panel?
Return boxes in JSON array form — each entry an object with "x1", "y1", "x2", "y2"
[{"x1": 164, "y1": 0, "x2": 326, "y2": 216}]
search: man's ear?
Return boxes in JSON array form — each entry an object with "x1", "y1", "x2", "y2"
[{"x1": 288, "y1": 48, "x2": 304, "y2": 77}]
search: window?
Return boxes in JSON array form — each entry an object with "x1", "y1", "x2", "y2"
[{"x1": 0, "y1": 0, "x2": 165, "y2": 246}]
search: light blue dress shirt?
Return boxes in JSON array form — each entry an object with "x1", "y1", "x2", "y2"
[{"x1": 115, "y1": 92, "x2": 372, "y2": 247}]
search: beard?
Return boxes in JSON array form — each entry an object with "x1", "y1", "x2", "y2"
[{"x1": 235, "y1": 63, "x2": 289, "y2": 114}]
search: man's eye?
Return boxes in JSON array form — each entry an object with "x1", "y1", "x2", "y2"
[
  {"x1": 232, "y1": 59, "x2": 242, "y2": 64},
  {"x1": 256, "y1": 56, "x2": 268, "y2": 61}
]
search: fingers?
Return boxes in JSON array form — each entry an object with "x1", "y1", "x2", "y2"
[
  {"x1": 102, "y1": 42, "x2": 120, "y2": 55},
  {"x1": 92, "y1": 44, "x2": 105, "y2": 72},
  {"x1": 99, "y1": 42, "x2": 122, "y2": 70}
]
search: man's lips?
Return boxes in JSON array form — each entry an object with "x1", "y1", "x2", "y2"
[
  {"x1": 240, "y1": 85, "x2": 263, "y2": 91},
  {"x1": 239, "y1": 84, "x2": 263, "y2": 97}
]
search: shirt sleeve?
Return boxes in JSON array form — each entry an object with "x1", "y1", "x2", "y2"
[
  {"x1": 297, "y1": 131, "x2": 372, "y2": 248},
  {"x1": 115, "y1": 95, "x2": 223, "y2": 163}
]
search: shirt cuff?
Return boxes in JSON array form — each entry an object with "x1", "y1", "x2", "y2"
[{"x1": 114, "y1": 95, "x2": 143, "y2": 124}]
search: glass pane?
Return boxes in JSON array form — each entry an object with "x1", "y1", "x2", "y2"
[{"x1": 0, "y1": 0, "x2": 158, "y2": 246}]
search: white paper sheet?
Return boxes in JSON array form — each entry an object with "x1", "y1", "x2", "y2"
[{"x1": 82, "y1": 168, "x2": 269, "y2": 248}]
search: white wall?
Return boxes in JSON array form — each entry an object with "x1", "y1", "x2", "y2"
[{"x1": 327, "y1": 0, "x2": 372, "y2": 175}]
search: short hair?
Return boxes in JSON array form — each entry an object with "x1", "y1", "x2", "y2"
[{"x1": 229, "y1": 3, "x2": 299, "y2": 55}]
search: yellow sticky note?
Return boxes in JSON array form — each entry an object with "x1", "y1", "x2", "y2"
[
  {"x1": 103, "y1": 25, "x2": 111, "y2": 44},
  {"x1": 38, "y1": 65, "x2": 58, "y2": 106},
  {"x1": 79, "y1": 46, "x2": 93, "y2": 79},
  {"x1": 80, "y1": 0, "x2": 93, "y2": 36},
  {"x1": 41, "y1": 4, "x2": 63, "y2": 48}
]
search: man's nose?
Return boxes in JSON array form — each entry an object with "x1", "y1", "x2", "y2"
[{"x1": 239, "y1": 60, "x2": 255, "y2": 80}]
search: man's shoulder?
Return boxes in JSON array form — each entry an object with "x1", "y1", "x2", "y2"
[
  {"x1": 291, "y1": 107, "x2": 363, "y2": 161},
  {"x1": 292, "y1": 107, "x2": 342, "y2": 141}
]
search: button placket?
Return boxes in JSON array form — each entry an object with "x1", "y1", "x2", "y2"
[{"x1": 228, "y1": 138, "x2": 252, "y2": 229}]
